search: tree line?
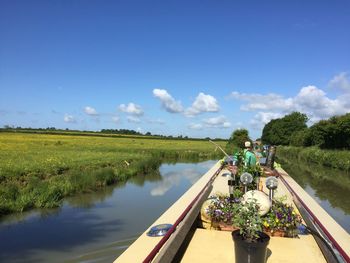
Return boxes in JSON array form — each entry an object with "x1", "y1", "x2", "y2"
[
  {"x1": 261, "y1": 112, "x2": 350, "y2": 150},
  {"x1": 1, "y1": 126, "x2": 226, "y2": 141}
]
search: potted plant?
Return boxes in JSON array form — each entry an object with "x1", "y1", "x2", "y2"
[
  {"x1": 205, "y1": 191, "x2": 242, "y2": 231},
  {"x1": 232, "y1": 197, "x2": 270, "y2": 263},
  {"x1": 263, "y1": 198, "x2": 302, "y2": 237}
]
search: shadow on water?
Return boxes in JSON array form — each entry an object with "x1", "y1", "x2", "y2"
[
  {"x1": 277, "y1": 156, "x2": 350, "y2": 232},
  {"x1": 0, "y1": 209, "x2": 123, "y2": 263}
]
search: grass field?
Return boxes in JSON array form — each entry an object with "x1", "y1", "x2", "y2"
[{"x1": 0, "y1": 132, "x2": 226, "y2": 215}]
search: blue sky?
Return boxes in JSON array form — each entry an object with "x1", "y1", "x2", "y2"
[{"x1": 1, "y1": 0, "x2": 350, "y2": 139}]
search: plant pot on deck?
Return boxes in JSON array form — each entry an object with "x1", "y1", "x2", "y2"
[
  {"x1": 263, "y1": 228, "x2": 286, "y2": 237},
  {"x1": 212, "y1": 221, "x2": 238, "y2": 232},
  {"x1": 232, "y1": 229, "x2": 270, "y2": 263}
]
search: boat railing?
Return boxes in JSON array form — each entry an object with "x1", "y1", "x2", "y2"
[
  {"x1": 143, "y1": 165, "x2": 222, "y2": 262},
  {"x1": 143, "y1": 167, "x2": 222, "y2": 263},
  {"x1": 277, "y1": 168, "x2": 350, "y2": 263}
]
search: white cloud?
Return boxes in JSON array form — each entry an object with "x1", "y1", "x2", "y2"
[
  {"x1": 147, "y1": 118, "x2": 165, "y2": 124},
  {"x1": 153, "y1": 89, "x2": 183, "y2": 113},
  {"x1": 291, "y1": 85, "x2": 350, "y2": 123},
  {"x1": 328, "y1": 72, "x2": 350, "y2": 92},
  {"x1": 229, "y1": 73, "x2": 350, "y2": 130},
  {"x1": 127, "y1": 116, "x2": 141, "y2": 123},
  {"x1": 204, "y1": 116, "x2": 231, "y2": 128},
  {"x1": 152, "y1": 90, "x2": 220, "y2": 117},
  {"x1": 119, "y1": 103, "x2": 144, "y2": 116},
  {"x1": 112, "y1": 116, "x2": 120, "y2": 123},
  {"x1": 228, "y1": 92, "x2": 293, "y2": 112},
  {"x1": 250, "y1": 112, "x2": 283, "y2": 129},
  {"x1": 64, "y1": 114, "x2": 76, "y2": 123},
  {"x1": 188, "y1": 123, "x2": 203, "y2": 130},
  {"x1": 189, "y1": 116, "x2": 231, "y2": 130},
  {"x1": 84, "y1": 106, "x2": 98, "y2": 116},
  {"x1": 293, "y1": 86, "x2": 342, "y2": 121},
  {"x1": 185, "y1": 93, "x2": 219, "y2": 116}
]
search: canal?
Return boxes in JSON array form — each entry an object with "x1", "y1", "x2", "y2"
[
  {"x1": 0, "y1": 160, "x2": 217, "y2": 263},
  {"x1": 277, "y1": 156, "x2": 350, "y2": 233},
  {"x1": 2, "y1": 157, "x2": 349, "y2": 262}
]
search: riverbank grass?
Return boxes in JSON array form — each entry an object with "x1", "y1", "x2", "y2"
[
  {"x1": 276, "y1": 146, "x2": 350, "y2": 171},
  {"x1": 0, "y1": 132, "x2": 225, "y2": 215}
]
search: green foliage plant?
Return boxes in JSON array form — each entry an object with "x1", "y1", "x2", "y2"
[{"x1": 233, "y1": 197, "x2": 263, "y2": 242}]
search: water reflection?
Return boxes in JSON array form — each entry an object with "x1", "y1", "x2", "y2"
[
  {"x1": 0, "y1": 160, "x2": 217, "y2": 263},
  {"x1": 278, "y1": 156, "x2": 350, "y2": 232},
  {"x1": 127, "y1": 170, "x2": 162, "y2": 186},
  {"x1": 0, "y1": 210, "x2": 123, "y2": 263},
  {"x1": 151, "y1": 168, "x2": 204, "y2": 196},
  {"x1": 1, "y1": 170, "x2": 163, "y2": 226}
]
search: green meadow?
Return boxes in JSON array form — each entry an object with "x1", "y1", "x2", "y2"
[{"x1": 0, "y1": 132, "x2": 225, "y2": 215}]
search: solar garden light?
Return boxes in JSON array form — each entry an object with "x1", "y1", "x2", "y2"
[
  {"x1": 240, "y1": 172, "x2": 253, "y2": 194},
  {"x1": 266, "y1": 176, "x2": 278, "y2": 204},
  {"x1": 228, "y1": 174, "x2": 235, "y2": 199},
  {"x1": 147, "y1": 224, "x2": 173, "y2": 237},
  {"x1": 255, "y1": 174, "x2": 260, "y2": 190},
  {"x1": 228, "y1": 164, "x2": 237, "y2": 199}
]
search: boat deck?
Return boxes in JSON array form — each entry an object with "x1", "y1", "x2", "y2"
[
  {"x1": 181, "y1": 167, "x2": 326, "y2": 262},
  {"x1": 115, "y1": 161, "x2": 350, "y2": 262},
  {"x1": 180, "y1": 228, "x2": 326, "y2": 263}
]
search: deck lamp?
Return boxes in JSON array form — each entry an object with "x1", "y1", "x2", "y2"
[
  {"x1": 266, "y1": 176, "x2": 278, "y2": 204},
  {"x1": 227, "y1": 162, "x2": 238, "y2": 199},
  {"x1": 240, "y1": 172, "x2": 253, "y2": 194},
  {"x1": 228, "y1": 172, "x2": 236, "y2": 199},
  {"x1": 255, "y1": 173, "x2": 260, "y2": 191}
]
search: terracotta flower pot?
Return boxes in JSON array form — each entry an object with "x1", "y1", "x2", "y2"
[
  {"x1": 264, "y1": 228, "x2": 286, "y2": 237},
  {"x1": 213, "y1": 222, "x2": 238, "y2": 232}
]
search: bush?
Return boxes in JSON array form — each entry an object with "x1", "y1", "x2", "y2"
[
  {"x1": 226, "y1": 129, "x2": 250, "y2": 152},
  {"x1": 277, "y1": 146, "x2": 350, "y2": 171}
]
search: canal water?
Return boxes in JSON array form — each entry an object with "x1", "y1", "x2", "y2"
[
  {"x1": 0, "y1": 160, "x2": 217, "y2": 263},
  {"x1": 2, "y1": 158, "x2": 349, "y2": 262},
  {"x1": 277, "y1": 157, "x2": 350, "y2": 234}
]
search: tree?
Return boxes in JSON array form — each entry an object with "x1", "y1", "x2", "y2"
[
  {"x1": 226, "y1": 128, "x2": 250, "y2": 152},
  {"x1": 261, "y1": 112, "x2": 308, "y2": 145},
  {"x1": 307, "y1": 113, "x2": 350, "y2": 149},
  {"x1": 290, "y1": 129, "x2": 308, "y2": 146}
]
